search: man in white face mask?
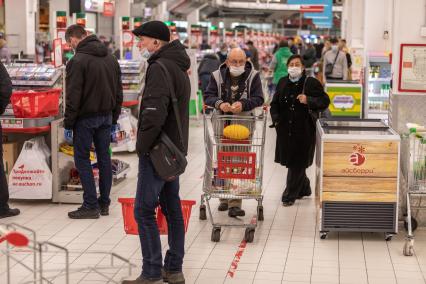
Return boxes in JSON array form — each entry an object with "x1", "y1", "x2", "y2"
[
  {"x1": 203, "y1": 48, "x2": 264, "y2": 217},
  {"x1": 322, "y1": 37, "x2": 348, "y2": 81}
]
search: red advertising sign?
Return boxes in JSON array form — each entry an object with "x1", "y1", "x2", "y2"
[
  {"x1": 53, "y1": 38, "x2": 63, "y2": 68},
  {"x1": 300, "y1": 5, "x2": 324, "y2": 13},
  {"x1": 103, "y1": 2, "x2": 114, "y2": 17}
]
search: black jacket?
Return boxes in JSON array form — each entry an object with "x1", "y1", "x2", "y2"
[
  {"x1": 64, "y1": 35, "x2": 123, "y2": 130},
  {"x1": 270, "y1": 75, "x2": 330, "y2": 168},
  {"x1": 198, "y1": 53, "x2": 220, "y2": 76},
  {"x1": 303, "y1": 47, "x2": 317, "y2": 68},
  {"x1": 0, "y1": 62, "x2": 12, "y2": 116},
  {"x1": 136, "y1": 40, "x2": 191, "y2": 156},
  {"x1": 203, "y1": 62, "x2": 264, "y2": 112}
]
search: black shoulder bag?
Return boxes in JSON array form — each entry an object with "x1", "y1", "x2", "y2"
[
  {"x1": 149, "y1": 60, "x2": 188, "y2": 181},
  {"x1": 324, "y1": 51, "x2": 340, "y2": 77},
  {"x1": 302, "y1": 77, "x2": 331, "y2": 126}
]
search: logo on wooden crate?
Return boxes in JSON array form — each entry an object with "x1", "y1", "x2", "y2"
[{"x1": 349, "y1": 144, "x2": 366, "y2": 166}]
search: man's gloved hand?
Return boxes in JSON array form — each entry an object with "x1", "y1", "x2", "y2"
[{"x1": 64, "y1": 129, "x2": 73, "y2": 144}]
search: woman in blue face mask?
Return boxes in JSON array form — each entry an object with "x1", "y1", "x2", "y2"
[{"x1": 270, "y1": 55, "x2": 330, "y2": 207}]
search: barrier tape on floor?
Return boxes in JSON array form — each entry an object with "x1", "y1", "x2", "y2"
[{"x1": 227, "y1": 215, "x2": 257, "y2": 278}]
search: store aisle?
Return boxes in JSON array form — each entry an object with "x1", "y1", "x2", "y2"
[{"x1": 1, "y1": 121, "x2": 426, "y2": 284}]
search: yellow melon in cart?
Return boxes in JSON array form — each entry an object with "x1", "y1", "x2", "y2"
[{"x1": 223, "y1": 124, "x2": 250, "y2": 140}]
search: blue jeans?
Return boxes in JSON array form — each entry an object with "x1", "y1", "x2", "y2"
[
  {"x1": 73, "y1": 115, "x2": 112, "y2": 209},
  {"x1": 134, "y1": 155, "x2": 185, "y2": 280}
]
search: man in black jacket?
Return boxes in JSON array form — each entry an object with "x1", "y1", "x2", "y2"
[
  {"x1": 122, "y1": 21, "x2": 190, "y2": 284},
  {"x1": 0, "y1": 62, "x2": 20, "y2": 219},
  {"x1": 64, "y1": 25, "x2": 123, "y2": 219},
  {"x1": 204, "y1": 48, "x2": 264, "y2": 218}
]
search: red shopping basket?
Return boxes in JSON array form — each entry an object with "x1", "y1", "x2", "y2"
[
  {"x1": 11, "y1": 88, "x2": 61, "y2": 118},
  {"x1": 118, "y1": 198, "x2": 196, "y2": 235}
]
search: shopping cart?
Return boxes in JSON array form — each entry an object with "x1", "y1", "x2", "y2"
[
  {"x1": 402, "y1": 128, "x2": 426, "y2": 256},
  {"x1": 0, "y1": 223, "x2": 135, "y2": 284},
  {"x1": 199, "y1": 106, "x2": 267, "y2": 243}
]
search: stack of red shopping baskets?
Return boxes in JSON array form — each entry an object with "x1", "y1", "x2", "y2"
[
  {"x1": 118, "y1": 198, "x2": 196, "y2": 235},
  {"x1": 11, "y1": 88, "x2": 61, "y2": 118}
]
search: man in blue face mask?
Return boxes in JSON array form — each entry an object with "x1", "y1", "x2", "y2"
[{"x1": 203, "y1": 48, "x2": 264, "y2": 217}]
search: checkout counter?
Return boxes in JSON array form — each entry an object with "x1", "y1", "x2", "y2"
[{"x1": 316, "y1": 118, "x2": 400, "y2": 240}]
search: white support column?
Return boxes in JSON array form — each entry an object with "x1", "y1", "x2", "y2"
[
  {"x1": 363, "y1": 0, "x2": 392, "y2": 53},
  {"x1": 187, "y1": 8, "x2": 199, "y2": 47},
  {"x1": 114, "y1": 0, "x2": 131, "y2": 44},
  {"x1": 49, "y1": 0, "x2": 70, "y2": 42},
  {"x1": 5, "y1": 0, "x2": 36, "y2": 56},
  {"x1": 152, "y1": 1, "x2": 169, "y2": 22}
]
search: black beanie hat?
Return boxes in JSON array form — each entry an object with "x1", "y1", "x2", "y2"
[{"x1": 132, "y1": 20, "x2": 170, "y2": 42}]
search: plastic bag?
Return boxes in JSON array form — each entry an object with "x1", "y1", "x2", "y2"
[
  {"x1": 111, "y1": 108, "x2": 137, "y2": 153},
  {"x1": 9, "y1": 137, "x2": 52, "y2": 199}
]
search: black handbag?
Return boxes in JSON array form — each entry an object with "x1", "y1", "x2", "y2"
[
  {"x1": 324, "y1": 51, "x2": 340, "y2": 77},
  {"x1": 148, "y1": 60, "x2": 187, "y2": 181}
]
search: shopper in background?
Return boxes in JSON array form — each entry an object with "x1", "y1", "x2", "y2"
[
  {"x1": 198, "y1": 52, "x2": 220, "y2": 93},
  {"x1": 217, "y1": 43, "x2": 228, "y2": 64},
  {"x1": 0, "y1": 62, "x2": 20, "y2": 219},
  {"x1": 288, "y1": 37, "x2": 298, "y2": 54},
  {"x1": 323, "y1": 38, "x2": 348, "y2": 81},
  {"x1": 64, "y1": 25, "x2": 123, "y2": 219},
  {"x1": 124, "y1": 20, "x2": 190, "y2": 284},
  {"x1": 270, "y1": 55, "x2": 330, "y2": 206},
  {"x1": 339, "y1": 39, "x2": 353, "y2": 79},
  {"x1": 203, "y1": 48, "x2": 264, "y2": 217},
  {"x1": 0, "y1": 39, "x2": 11, "y2": 64},
  {"x1": 314, "y1": 40, "x2": 324, "y2": 60},
  {"x1": 200, "y1": 39, "x2": 211, "y2": 50},
  {"x1": 302, "y1": 42, "x2": 317, "y2": 70},
  {"x1": 246, "y1": 40, "x2": 260, "y2": 70},
  {"x1": 270, "y1": 40, "x2": 293, "y2": 87},
  {"x1": 321, "y1": 39, "x2": 331, "y2": 57}
]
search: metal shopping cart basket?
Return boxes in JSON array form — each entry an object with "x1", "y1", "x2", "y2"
[
  {"x1": 0, "y1": 223, "x2": 135, "y2": 283},
  {"x1": 402, "y1": 128, "x2": 426, "y2": 256},
  {"x1": 199, "y1": 106, "x2": 267, "y2": 243}
]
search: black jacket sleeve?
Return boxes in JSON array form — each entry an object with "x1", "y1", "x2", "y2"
[
  {"x1": 203, "y1": 74, "x2": 223, "y2": 109},
  {"x1": 240, "y1": 73, "x2": 264, "y2": 111},
  {"x1": 306, "y1": 77, "x2": 330, "y2": 110},
  {"x1": 0, "y1": 62, "x2": 12, "y2": 115},
  {"x1": 64, "y1": 59, "x2": 84, "y2": 130},
  {"x1": 137, "y1": 63, "x2": 170, "y2": 154},
  {"x1": 270, "y1": 78, "x2": 284, "y2": 124},
  {"x1": 112, "y1": 60, "x2": 123, "y2": 125}
]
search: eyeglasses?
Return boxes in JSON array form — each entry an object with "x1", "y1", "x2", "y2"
[{"x1": 228, "y1": 59, "x2": 246, "y2": 66}]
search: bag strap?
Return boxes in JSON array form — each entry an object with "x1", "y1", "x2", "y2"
[
  {"x1": 155, "y1": 60, "x2": 185, "y2": 150},
  {"x1": 330, "y1": 51, "x2": 340, "y2": 73}
]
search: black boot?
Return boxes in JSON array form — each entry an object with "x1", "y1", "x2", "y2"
[
  {"x1": 218, "y1": 202, "x2": 228, "y2": 211},
  {"x1": 228, "y1": 207, "x2": 245, "y2": 217},
  {"x1": 68, "y1": 207, "x2": 100, "y2": 219},
  {"x1": 0, "y1": 208, "x2": 20, "y2": 219},
  {"x1": 162, "y1": 268, "x2": 185, "y2": 284}
]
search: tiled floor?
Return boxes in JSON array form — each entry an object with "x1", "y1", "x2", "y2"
[{"x1": 1, "y1": 120, "x2": 426, "y2": 283}]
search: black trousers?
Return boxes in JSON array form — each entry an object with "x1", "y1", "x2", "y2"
[
  {"x1": 0, "y1": 125, "x2": 9, "y2": 209},
  {"x1": 282, "y1": 167, "x2": 310, "y2": 202}
]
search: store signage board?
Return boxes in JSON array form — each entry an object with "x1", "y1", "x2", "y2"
[
  {"x1": 53, "y1": 38, "x2": 63, "y2": 68},
  {"x1": 325, "y1": 83, "x2": 363, "y2": 117},
  {"x1": 103, "y1": 2, "x2": 114, "y2": 17},
  {"x1": 300, "y1": 5, "x2": 324, "y2": 13},
  {"x1": 398, "y1": 44, "x2": 426, "y2": 93}
]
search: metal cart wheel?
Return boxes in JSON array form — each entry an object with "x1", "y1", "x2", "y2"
[
  {"x1": 199, "y1": 205, "x2": 207, "y2": 220},
  {"x1": 211, "y1": 227, "x2": 221, "y2": 242},
  {"x1": 404, "y1": 217, "x2": 418, "y2": 232},
  {"x1": 320, "y1": 232, "x2": 328, "y2": 240},
  {"x1": 257, "y1": 206, "x2": 264, "y2": 221},
  {"x1": 244, "y1": 228, "x2": 255, "y2": 243},
  {"x1": 385, "y1": 233, "x2": 394, "y2": 241},
  {"x1": 403, "y1": 239, "x2": 414, "y2": 256}
]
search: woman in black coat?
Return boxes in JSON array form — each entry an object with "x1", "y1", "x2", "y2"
[{"x1": 270, "y1": 55, "x2": 330, "y2": 206}]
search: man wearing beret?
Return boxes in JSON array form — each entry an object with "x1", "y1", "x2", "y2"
[{"x1": 123, "y1": 21, "x2": 190, "y2": 284}]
